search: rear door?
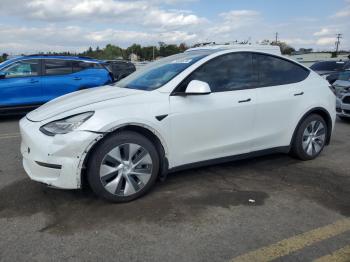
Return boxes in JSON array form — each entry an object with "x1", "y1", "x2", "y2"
[
  {"x1": 251, "y1": 53, "x2": 311, "y2": 151},
  {"x1": 42, "y1": 59, "x2": 80, "y2": 101},
  {"x1": 72, "y1": 61, "x2": 111, "y2": 88},
  {"x1": 0, "y1": 59, "x2": 43, "y2": 107}
]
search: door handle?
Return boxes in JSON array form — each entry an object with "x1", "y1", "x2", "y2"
[
  {"x1": 29, "y1": 79, "x2": 39, "y2": 83},
  {"x1": 238, "y1": 98, "x2": 251, "y2": 103},
  {"x1": 73, "y1": 77, "x2": 82, "y2": 80},
  {"x1": 294, "y1": 92, "x2": 304, "y2": 96}
]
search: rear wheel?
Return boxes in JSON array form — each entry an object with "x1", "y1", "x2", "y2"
[
  {"x1": 87, "y1": 131, "x2": 160, "y2": 202},
  {"x1": 291, "y1": 114, "x2": 327, "y2": 160}
]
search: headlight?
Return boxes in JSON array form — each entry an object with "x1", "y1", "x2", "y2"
[{"x1": 40, "y1": 112, "x2": 94, "y2": 136}]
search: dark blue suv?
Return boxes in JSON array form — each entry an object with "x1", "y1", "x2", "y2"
[{"x1": 0, "y1": 55, "x2": 113, "y2": 115}]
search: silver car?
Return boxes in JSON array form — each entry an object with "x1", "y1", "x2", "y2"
[{"x1": 334, "y1": 73, "x2": 350, "y2": 120}]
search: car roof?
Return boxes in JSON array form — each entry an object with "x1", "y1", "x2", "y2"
[
  {"x1": 186, "y1": 44, "x2": 281, "y2": 56},
  {"x1": 2, "y1": 55, "x2": 104, "y2": 65}
]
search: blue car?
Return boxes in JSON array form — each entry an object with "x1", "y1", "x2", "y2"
[{"x1": 0, "y1": 55, "x2": 113, "y2": 115}]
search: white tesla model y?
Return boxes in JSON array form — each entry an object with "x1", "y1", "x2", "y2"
[{"x1": 20, "y1": 45, "x2": 336, "y2": 202}]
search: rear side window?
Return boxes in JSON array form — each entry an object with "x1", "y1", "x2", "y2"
[
  {"x1": 176, "y1": 52, "x2": 257, "y2": 93},
  {"x1": 255, "y1": 54, "x2": 309, "y2": 87},
  {"x1": 73, "y1": 61, "x2": 103, "y2": 73},
  {"x1": 45, "y1": 59, "x2": 72, "y2": 76}
]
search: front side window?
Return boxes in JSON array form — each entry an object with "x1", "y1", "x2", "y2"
[
  {"x1": 176, "y1": 52, "x2": 257, "y2": 93},
  {"x1": 2, "y1": 59, "x2": 39, "y2": 78},
  {"x1": 116, "y1": 51, "x2": 212, "y2": 91},
  {"x1": 45, "y1": 59, "x2": 72, "y2": 76},
  {"x1": 255, "y1": 54, "x2": 310, "y2": 87}
]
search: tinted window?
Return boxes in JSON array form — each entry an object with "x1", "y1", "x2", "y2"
[
  {"x1": 45, "y1": 59, "x2": 72, "y2": 75},
  {"x1": 255, "y1": 54, "x2": 309, "y2": 87},
  {"x1": 73, "y1": 61, "x2": 102, "y2": 73},
  {"x1": 3, "y1": 59, "x2": 40, "y2": 78},
  {"x1": 176, "y1": 52, "x2": 257, "y2": 93},
  {"x1": 310, "y1": 61, "x2": 345, "y2": 71}
]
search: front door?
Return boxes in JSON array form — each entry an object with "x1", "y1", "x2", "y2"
[
  {"x1": 169, "y1": 52, "x2": 258, "y2": 168},
  {"x1": 0, "y1": 59, "x2": 42, "y2": 107}
]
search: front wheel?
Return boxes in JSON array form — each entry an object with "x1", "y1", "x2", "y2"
[
  {"x1": 291, "y1": 114, "x2": 327, "y2": 160},
  {"x1": 87, "y1": 131, "x2": 160, "y2": 202}
]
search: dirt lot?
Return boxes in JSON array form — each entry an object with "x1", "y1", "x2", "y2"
[{"x1": 0, "y1": 116, "x2": 349, "y2": 262}]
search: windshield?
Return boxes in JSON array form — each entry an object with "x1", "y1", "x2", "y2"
[
  {"x1": 310, "y1": 61, "x2": 345, "y2": 71},
  {"x1": 116, "y1": 51, "x2": 211, "y2": 91}
]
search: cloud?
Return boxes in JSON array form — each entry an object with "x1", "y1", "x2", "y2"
[
  {"x1": 332, "y1": 1, "x2": 350, "y2": 18},
  {"x1": 0, "y1": 24, "x2": 197, "y2": 53},
  {"x1": 1, "y1": 0, "x2": 205, "y2": 29},
  {"x1": 201, "y1": 9, "x2": 262, "y2": 41},
  {"x1": 0, "y1": 1, "x2": 349, "y2": 53},
  {"x1": 333, "y1": 8, "x2": 350, "y2": 18},
  {"x1": 316, "y1": 37, "x2": 336, "y2": 46},
  {"x1": 313, "y1": 28, "x2": 333, "y2": 36}
]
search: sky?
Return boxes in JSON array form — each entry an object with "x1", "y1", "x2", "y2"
[{"x1": 0, "y1": 0, "x2": 349, "y2": 54}]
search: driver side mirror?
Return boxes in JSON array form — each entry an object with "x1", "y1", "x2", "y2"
[
  {"x1": 0, "y1": 72, "x2": 6, "y2": 79},
  {"x1": 185, "y1": 80, "x2": 211, "y2": 95}
]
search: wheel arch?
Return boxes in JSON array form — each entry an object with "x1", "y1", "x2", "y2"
[
  {"x1": 80, "y1": 123, "x2": 169, "y2": 188},
  {"x1": 291, "y1": 107, "x2": 333, "y2": 146}
]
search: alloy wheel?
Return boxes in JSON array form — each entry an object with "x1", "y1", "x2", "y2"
[
  {"x1": 302, "y1": 120, "x2": 326, "y2": 157},
  {"x1": 99, "y1": 143, "x2": 153, "y2": 196}
]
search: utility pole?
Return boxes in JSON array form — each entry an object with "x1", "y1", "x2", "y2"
[
  {"x1": 275, "y1": 32, "x2": 279, "y2": 43},
  {"x1": 152, "y1": 46, "x2": 155, "y2": 61},
  {"x1": 335, "y1": 33, "x2": 342, "y2": 55}
]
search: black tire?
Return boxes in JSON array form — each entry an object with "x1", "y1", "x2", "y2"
[
  {"x1": 87, "y1": 131, "x2": 160, "y2": 202},
  {"x1": 291, "y1": 114, "x2": 328, "y2": 161}
]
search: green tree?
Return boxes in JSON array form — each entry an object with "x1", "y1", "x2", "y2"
[
  {"x1": 0, "y1": 53, "x2": 8, "y2": 63},
  {"x1": 271, "y1": 41, "x2": 295, "y2": 55}
]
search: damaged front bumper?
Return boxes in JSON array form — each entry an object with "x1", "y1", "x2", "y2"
[{"x1": 20, "y1": 117, "x2": 102, "y2": 189}]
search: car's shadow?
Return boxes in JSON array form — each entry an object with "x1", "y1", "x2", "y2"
[
  {"x1": 0, "y1": 114, "x2": 25, "y2": 122},
  {"x1": 0, "y1": 152, "x2": 349, "y2": 235}
]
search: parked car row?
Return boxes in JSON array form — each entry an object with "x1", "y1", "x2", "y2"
[
  {"x1": 311, "y1": 59, "x2": 350, "y2": 120},
  {"x1": 0, "y1": 55, "x2": 135, "y2": 115},
  {"x1": 310, "y1": 60, "x2": 350, "y2": 84},
  {"x1": 334, "y1": 71, "x2": 350, "y2": 120}
]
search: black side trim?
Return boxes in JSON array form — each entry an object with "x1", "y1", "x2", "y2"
[
  {"x1": 155, "y1": 114, "x2": 168, "y2": 121},
  {"x1": 35, "y1": 161, "x2": 62, "y2": 169},
  {"x1": 168, "y1": 146, "x2": 290, "y2": 173}
]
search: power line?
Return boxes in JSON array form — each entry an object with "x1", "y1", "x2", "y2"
[{"x1": 335, "y1": 33, "x2": 342, "y2": 54}]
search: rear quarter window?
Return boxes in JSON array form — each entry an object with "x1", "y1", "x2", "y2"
[
  {"x1": 73, "y1": 61, "x2": 103, "y2": 73},
  {"x1": 254, "y1": 54, "x2": 310, "y2": 87}
]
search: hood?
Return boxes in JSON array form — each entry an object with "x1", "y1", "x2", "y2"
[{"x1": 27, "y1": 85, "x2": 142, "y2": 122}]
